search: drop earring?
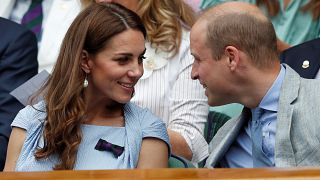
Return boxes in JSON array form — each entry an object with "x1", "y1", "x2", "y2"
[{"x1": 83, "y1": 74, "x2": 88, "y2": 88}]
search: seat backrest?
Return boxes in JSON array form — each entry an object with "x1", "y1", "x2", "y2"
[
  {"x1": 168, "y1": 154, "x2": 195, "y2": 168},
  {"x1": 205, "y1": 111, "x2": 231, "y2": 144}
]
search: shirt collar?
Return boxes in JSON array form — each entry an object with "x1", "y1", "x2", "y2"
[{"x1": 258, "y1": 65, "x2": 286, "y2": 112}]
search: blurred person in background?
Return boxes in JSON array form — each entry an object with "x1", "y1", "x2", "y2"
[
  {"x1": 0, "y1": 0, "x2": 80, "y2": 73},
  {"x1": 0, "y1": 17, "x2": 38, "y2": 171}
]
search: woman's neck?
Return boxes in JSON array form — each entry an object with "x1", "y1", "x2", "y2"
[{"x1": 84, "y1": 99, "x2": 125, "y2": 127}]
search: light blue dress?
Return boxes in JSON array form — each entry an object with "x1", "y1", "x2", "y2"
[
  {"x1": 200, "y1": 0, "x2": 320, "y2": 46},
  {"x1": 11, "y1": 101, "x2": 170, "y2": 171}
]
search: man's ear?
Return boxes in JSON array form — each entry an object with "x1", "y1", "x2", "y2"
[
  {"x1": 81, "y1": 50, "x2": 91, "y2": 73},
  {"x1": 224, "y1": 46, "x2": 240, "y2": 71}
]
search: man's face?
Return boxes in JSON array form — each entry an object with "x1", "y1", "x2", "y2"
[{"x1": 190, "y1": 20, "x2": 232, "y2": 106}]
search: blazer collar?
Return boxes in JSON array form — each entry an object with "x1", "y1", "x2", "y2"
[{"x1": 205, "y1": 108, "x2": 250, "y2": 167}]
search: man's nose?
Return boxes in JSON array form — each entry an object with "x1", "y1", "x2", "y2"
[{"x1": 191, "y1": 63, "x2": 199, "y2": 80}]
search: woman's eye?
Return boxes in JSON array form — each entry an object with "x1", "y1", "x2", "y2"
[{"x1": 117, "y1": 57, "x2": 129, "y2": 64}]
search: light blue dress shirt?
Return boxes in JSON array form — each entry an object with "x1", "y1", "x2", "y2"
[{"x1": 220, "y1": 65, "x2": 286, "y2": 167}]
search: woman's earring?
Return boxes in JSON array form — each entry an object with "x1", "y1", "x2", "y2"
[{"x1": 83, "y1": 74, "x2": 88, "y2": 88}]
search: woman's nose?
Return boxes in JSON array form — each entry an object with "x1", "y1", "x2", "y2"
[{"x1": 128, "y1": 63, "x2": 143, "y2": 78}]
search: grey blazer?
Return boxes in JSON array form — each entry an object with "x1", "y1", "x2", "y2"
[{"x1": 205, "y1": 64, "x2": 320, "y2": 168}]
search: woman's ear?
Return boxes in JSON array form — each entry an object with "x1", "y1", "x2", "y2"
[
  {"x1": 224, "y1": 46, "x2": 240, "y2": 71},
  {"x1": 81, "y1": 50, "x2": 91, "y2": 73}
]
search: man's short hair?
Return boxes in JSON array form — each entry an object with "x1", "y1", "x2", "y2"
[{"x1": 205, "y1": 12, "x2": 279, "y2": 68}]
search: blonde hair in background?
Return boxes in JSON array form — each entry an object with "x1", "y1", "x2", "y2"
[
  {"x1": 81, "y1": 0, "x2": 196, "y2": 56},
  {"x1": 137, "y1": 0, "x2": 195, "y2": 55}
]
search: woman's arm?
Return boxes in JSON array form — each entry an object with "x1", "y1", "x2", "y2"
[
  {"x1": 137, "y1": 138, "x2": 168, "y2": 168},
  {"x1": 3, "y1": 127, "x2": 26, "y2": 171}
]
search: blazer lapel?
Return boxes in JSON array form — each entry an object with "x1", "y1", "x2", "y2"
[
  {"x1": 205, "y1": 108, "x2": 250, "y2": 168},
  {"x1": 275, "y1": 65, "x2": 300, "y2": 167}
]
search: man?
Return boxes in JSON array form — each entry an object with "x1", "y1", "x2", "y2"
[
  {"x1": 190, "y1": 1, "x2": 320, "y2": 168},
  {"x1": 0, "y1": 17, "x2": 38, "y2": 170},
  {"x1": 280, "y1": 38, "x2": 320, "y2": 79}
]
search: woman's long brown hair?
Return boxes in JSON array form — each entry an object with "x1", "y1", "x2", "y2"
[
  {"x1": 257, "y1": 0, "x2": 320, "y2": 20},
  {"x1": 34, "y1": 3, "x2": 146, "y2": 170}
]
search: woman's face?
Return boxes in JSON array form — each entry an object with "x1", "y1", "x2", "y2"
[
  {"x1": 84, "y1": 29, "x2": 145, "y2": 104},
  {"x1": 95, "y1": 0, "x2": 139, "y2": 12}
]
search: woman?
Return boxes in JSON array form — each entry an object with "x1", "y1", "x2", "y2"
[
  {"x1": 4, "y1": 3, "x2": 169, "y2": 171},
  {"x1": 83, "y1": 0, "x2": 209, "y2": 164},
  {"x1": 200, "y1": 0, "x2": 320, "y2": 52}
]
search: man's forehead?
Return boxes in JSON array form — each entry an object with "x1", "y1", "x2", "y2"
[{"x1": 191, "y1": 20, "x2": 207, "y2": 40}]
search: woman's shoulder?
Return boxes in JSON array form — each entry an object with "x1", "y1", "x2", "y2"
[
  {"x1": 23, "y1": 100, "x2": 46, "y2": 119},
  {"x1": 125, "y1": 102, "x2": 169, "y2": 142},
  {"x1": 125, "y1": 102, "x2": 164, "y2": 125},
  {"x1": 124, "y1": 102, "x2": 153, "y2": 117},
  {"x1": 11, "y1": 100, "x2": 46, "y2": 131}
]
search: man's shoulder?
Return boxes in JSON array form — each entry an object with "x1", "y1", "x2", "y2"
[
  {"x1": 281, "y1": 67, "x2": 320, "y2": 105},
  {"x1": 285, "y1": 66, "x2": 320, "y2": 86},
  {"x1": 0, "y1": 17, "x2": 35, "y2": 49},
  {"x1": 299, "y1": 77, "x2": 320, "y2": 97},
  {"x1": 0, "y1": 17, "x2": 28, "y2": 34}
]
